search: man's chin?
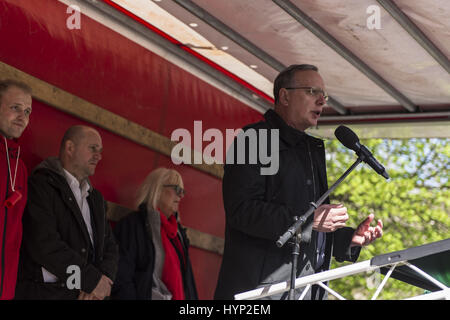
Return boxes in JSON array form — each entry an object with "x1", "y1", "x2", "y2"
[
  {"x1": 6, "y1": 130, "x2": 23, "y2": 139},
  {"x1": 306, "y1": 120, "x2": 318, "y2": 129}
]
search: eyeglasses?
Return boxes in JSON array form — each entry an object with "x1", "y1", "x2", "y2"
[
  {"x1": 284, "y1": 86, "x2": 329, "y2": 101},
  {"x1": 163, "y1": 184, "x2": 185, "y2": 197}
]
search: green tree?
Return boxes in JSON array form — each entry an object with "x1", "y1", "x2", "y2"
[{"x1": 325, "y1": 138, "x2": 450, "y2": 300}]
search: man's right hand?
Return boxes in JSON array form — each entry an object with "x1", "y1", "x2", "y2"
[
  {"x1": 78, "y1": 290, "x2": 99, "y2": 300},
  {"x1": 313, "y1": 203, "x2": 349, "y2": 232},
  {"x1": 90, "y1": 275, "x2": 113, "y2": 300}
]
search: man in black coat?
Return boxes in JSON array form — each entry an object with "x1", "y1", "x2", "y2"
[
  {"x1": 214, "y1": 64, "x2": 383, "y2": 300},
  {"x1": 16, "y1": 125, "x2": 118, "y2": 300}
]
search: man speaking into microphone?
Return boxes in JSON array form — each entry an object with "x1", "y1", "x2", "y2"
[{"x1": 214, "y1": 64, "x2": 383, "y2": 300}]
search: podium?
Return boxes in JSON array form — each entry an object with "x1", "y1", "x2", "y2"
[{"x1": 235, "y1": 238, "x2": 450, "y2": 300}]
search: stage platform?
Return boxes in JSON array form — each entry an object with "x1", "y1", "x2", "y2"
[{"x1": 235, "y1": 238, "x2": 450, "y2": 300}]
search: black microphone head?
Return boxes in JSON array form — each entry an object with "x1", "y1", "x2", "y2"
[{"x1": 335, "y1": 125, "x2": 360, "y2": 151}]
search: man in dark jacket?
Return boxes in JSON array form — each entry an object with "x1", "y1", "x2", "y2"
[
  {"x1": 0, "y1": 80, "x2": 32, "y2": 300},
  {"x1": 16, "y1": 125, "x2": 118, "y2": 300},
  {"x1": 214, "y1": 64, "x2": 383, "y2": 300}
]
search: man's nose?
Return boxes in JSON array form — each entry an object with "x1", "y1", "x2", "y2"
[
  {"x1": 17, "y1": 109, "x2": 27, "y2": 120},
  {"x1": 94, "y1": 152, "x2": 102, "y2": 161},
  {"x1": 316, "y1": 94, "x2": 326, "y2": 106}
]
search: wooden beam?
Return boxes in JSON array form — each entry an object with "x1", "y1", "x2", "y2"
[
  {"x1": 186, "y1": 227, "x2": 224, "y2": 256},
  {"x1": 107, "y1": 201, "x2": 224, "y2": 255},
  {"x1": 0, "y1": 61, "x2": 224, "y2": 179}
]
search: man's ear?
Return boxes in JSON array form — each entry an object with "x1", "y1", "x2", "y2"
[
  {"x1": 65, "y1": 140, "x2": 75, "y2": 156},
  {"x1": 278, "y1": 88, "x2": 289, "y2": 107}
]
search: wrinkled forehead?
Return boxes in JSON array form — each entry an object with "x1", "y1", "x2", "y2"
[
  {"x1": 291, "y1": 70, "x2": 325, "y2": 88},
  {"x1": 80, "y1": 128, "x2": 102, "y2": 145},
  {"x1": 0, "y1": 85, "x2": 32, "y2": 105},
  {"x1": 164, "y1": 171, "x2": 184, "y2": 188}
]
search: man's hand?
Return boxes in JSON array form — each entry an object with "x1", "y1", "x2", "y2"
[
  {"x1": 351, "y1": 213, "x2": 383, "y2": 247},
  {"x1": 90, "y1": 275, "x2": 113, "y2": 300},
  {"x1": 313, "y1": 204, "x2": 349, "y2": 232},
  {"x1": 78, "y1": 291, "x2": 99, "y2": 300}
]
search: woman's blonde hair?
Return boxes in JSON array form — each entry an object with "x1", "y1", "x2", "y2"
[{"x1": 136, "y1": 167, "x2": 184, "y2": 212}]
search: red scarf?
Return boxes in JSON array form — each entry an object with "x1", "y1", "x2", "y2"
[{"x1": 159, "y1": 210, "x2": 186, "y2": 300}]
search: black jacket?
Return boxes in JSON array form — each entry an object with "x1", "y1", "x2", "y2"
[
  {"x1": 111, "y1": 204, "x2": 198, "y2": 300},
  {"x1": 214, "y1": 109, "x2": 360, "y2": 300},
  {"x1": 15, "y1": 157, "x2": 118, "y2": 299}
]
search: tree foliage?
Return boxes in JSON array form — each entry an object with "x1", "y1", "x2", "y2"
[{"x1": 325, "y1": 138, "x2": 450, "y2": 300}]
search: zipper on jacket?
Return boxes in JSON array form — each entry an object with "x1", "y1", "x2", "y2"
[
  {"x1": 307, "y1": 140, "x2": 321, "y2": 270},
  {"x1": 306, "y1": 140, "x2": 316, "y2": 200},
  {"x1": 307, "y1": 140, "x2": 327, "y2": 272}
]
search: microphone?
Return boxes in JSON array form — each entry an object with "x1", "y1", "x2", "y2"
[{"x1": 335, "y1": 125, "x2": 389, "y2": 180}]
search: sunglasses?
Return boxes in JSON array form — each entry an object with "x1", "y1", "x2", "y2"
[{"x1": 163, "y1": 184, "x2": 185, "y2": 197}]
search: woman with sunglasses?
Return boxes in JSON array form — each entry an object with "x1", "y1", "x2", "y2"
[{"x1": 111, "y1": 167, "x2": 198, "y2": 300}]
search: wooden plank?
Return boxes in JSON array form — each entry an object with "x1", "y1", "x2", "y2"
[
  {"x1": 107, "y1": 201, "x2": 224, "y2": 255},
  {"x1": 0, "y1": 60, "x2": 224, "y2": 179},
  {"x1": 186, "y1": 227, "x2": 224, "y2": 256}
]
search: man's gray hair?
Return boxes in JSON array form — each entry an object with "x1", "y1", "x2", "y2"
[{"x1": 273, "y1": 64, "x2": 318, "y2": 104}]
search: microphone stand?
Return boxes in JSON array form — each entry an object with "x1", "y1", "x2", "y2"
[{"x1": 277, "y1": 157, "x2": 363, "y2": 300}]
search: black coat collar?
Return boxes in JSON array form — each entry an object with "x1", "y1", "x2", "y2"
[{"x1": 264, "y1": 109, "x2": 320, "y2": 148}]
